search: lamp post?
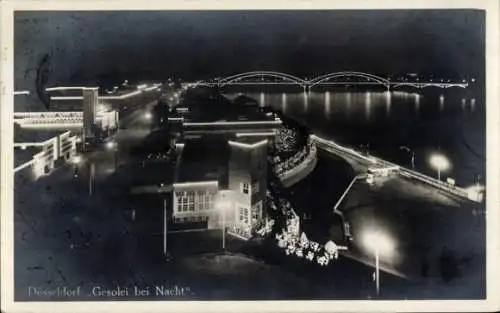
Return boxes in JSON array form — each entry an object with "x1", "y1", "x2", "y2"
[
  {"x1": 429, "y1": 154, "x2": 450, "y2": 181},
  {"x1": 163, "y1": 198, "x2": 169, "y2": 257},
  {"x1": 362, "y1": 231, "x2": 394, "y2": 297},
  {"x1": 216, "y1": 194, "x2": 231, "y2": 250},
  {"x1": 106, "y1": 141, "x2": 118, "y2": 170},
  {"x1": 89, "y1": 162, "x2": 95, "y2": 195},
  {"x1": 71, "y1": 155, "x2": 82, "y2": 178}
]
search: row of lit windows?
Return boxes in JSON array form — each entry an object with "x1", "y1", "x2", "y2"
[
  {"x1": 175, "y1": 191, "x2": 214, "y2": 212},
  {"x1": 238, "y1": 201, "x2": 262, "y2": 224}
]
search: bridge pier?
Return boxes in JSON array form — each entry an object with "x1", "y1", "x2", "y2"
[{"x1": 303, "y1": 85, "x2": 310, "y2": 94}]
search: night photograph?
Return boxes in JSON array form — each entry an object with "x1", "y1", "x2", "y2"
[{"x1": 1, "y1": 3, "x2": 495, "y2": 312}]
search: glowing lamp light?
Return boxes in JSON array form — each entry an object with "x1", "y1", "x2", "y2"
[
  {"x1": 144, "y1": 112, "x2": 152, "y2": 120},
  {"x1": 429, "y1": 153, "x2": 450, "y2": 180},
  {"x1": 362, "y1": 230, "x2": 394, "y2": 258},
  {"x1": 465, "y1": 184, "x2": 485, "y2": 202},
  {"x1": 362, "y1": 229, "x2": 395, "y2": 297},
  {"x1": 106, "y1": 141, "x2": 116, "y2": 150},
  {"x1": 72, "y1": 155, "x2": 82, "y2": 164}
]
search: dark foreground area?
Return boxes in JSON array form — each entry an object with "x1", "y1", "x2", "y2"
[{"x1": 13, "y1": 147, "x2": 485, "y2": 301}]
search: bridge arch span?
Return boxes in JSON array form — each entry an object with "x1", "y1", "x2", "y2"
[
  {"x1": 217, "y1": 71, "x2": 307, "y2": 87},
  {"x1": 308, "y1": 71, "x2": 390, "y2": 89}
]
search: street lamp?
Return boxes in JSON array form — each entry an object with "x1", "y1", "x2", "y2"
[
  {"x1": 216, "y1": 195, "x2": 231, "y2": 250},
  {"x1": 71, "y1": 155, "x2": 82, "y2": 178},
  {"x1": 362, "y1": 230, "x2": 394, "y2": 297},
  {"x1": 429, "y1": 153, "x2": 450, "y2": 181},
  {"x1": 106, "y1": 141, "x2": 118, "y2": 169},
  {"x1": 71, "y1": 155, "x2": 82, "y2": 165}
]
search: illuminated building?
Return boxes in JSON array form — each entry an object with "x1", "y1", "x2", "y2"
[
  {"x1": 82, "y1": 87, "x2": 98, "y2": 143},
  {"x1": 14, "y1": 129, "x2": 78, "y2": 182},
  {"x1": 167, "y1": 100, "x2": 281, "y2": 239},
  {"x1": 170, "y1": 136, "x2": 270, "y2": 239}
]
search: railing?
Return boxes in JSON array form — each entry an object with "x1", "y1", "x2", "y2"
[
  {"x1": 274, "y1": 139, "x2": 314, "y2": 175},
  {"x1": 310, "y1": 134, "x2": 479, "y2": 202},
  {"x1": 14, "y1": 111, "x2": 83, "y2": 118},
  {"x1": 15, "y1": 117, "x2": 82, "y2": 125}
]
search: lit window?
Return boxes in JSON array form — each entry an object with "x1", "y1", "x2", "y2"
[
  {"x1": 239, "y1": 207, "x2": 249, "y2": 224},
  {"x1": 252, "y1": 201, "x2": 262, "y2": 221},
  {"x1": 187, "y1": 191, "x2": 195, "y2": 211},
  {"x1": 242, "y1": 183, "x2": 250, "y2": 194}
]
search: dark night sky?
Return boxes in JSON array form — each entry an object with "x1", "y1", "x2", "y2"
[{"x1": 14, "y1": 10, "x2": 485, "y2": 87}]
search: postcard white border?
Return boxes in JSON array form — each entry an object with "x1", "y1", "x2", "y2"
[{"x1": 1, "y1": 0, "x2": 499, "y2": 312}]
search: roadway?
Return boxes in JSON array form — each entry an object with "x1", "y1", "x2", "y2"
[
  {"x1": 12, "y1": 86, "x2": 484, "y2": 300},
  {"x1": 12, "y1": 88, "x2": 176, "y2": 301},
  {"x1": 286, "y1": 143, "x2": 485, "y2": 299}
]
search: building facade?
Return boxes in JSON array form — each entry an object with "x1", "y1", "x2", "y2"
[
  {"x1": 82, "y1": 87, "x2": 98, "y2": 143},
  {"x1": 226, "y1": 138, "x2": 268, "y2": 239}
]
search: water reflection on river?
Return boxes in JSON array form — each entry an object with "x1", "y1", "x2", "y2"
[
  {"x1": 227, "y1": 90, "x2": 485, "y2": 186},
  {"x1": 224, "y1": 89, "x2": 485, "y2": 296}
]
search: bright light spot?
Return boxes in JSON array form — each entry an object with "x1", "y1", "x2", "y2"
[
  {"x1": 106, "y1": 141, "x2": 116, "y2": 150},
  {"x1": 465, "y1": 184, "x2": 485, "y2": 202},
  {"x1": 72, "y1": 155, "x2": 82, "y2": 164},
  {"x1": 144, "y1": 112, "x2": 152, "y2": 120},
  {"x1": 75, "y1": 137, "x2": 82, "y2": 143},
  {"x1": 216, "y1": 199, "x2": 231, "y2": 211},
  {"x1": 362, "y1": 230, "x2": 394, "y2": 258},
  {"x1": 20, "y1": 145, "x2": 27, "y2": 150},
  {"x1": 430, "y1": 154, "x2": 450, "y2": 171}
]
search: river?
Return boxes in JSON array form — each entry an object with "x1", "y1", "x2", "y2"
[
  {"x1": 226, "y1": 89, "x2": 486, "y2": 187},
  {"x1": 224, "y1": 89, "x2": 486, "y2": 298}
]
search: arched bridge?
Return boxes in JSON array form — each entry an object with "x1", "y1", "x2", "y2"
[
  {"x1": 196, "y1": 71, "x2": 469, "y2": 90},
  {"x1": 217, "y1": 71, "x2": 308, "y2": 87}
]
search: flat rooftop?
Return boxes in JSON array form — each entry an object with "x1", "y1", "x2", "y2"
[
  {"x1": 177, "y1": 138, "x2": 229, "y2": 187},
  {"x1": 14, "y1": 129, "x2": 67, "y2": 144},
  {"x1": 129, "y1": 160, "x2": 176, "y2": 187},
  {"x1": 180, "y1": 91, "x2": 272, "y2": 123},
  {"x1": 14, "y1": 147, "x2": 42, "y2": 168}
]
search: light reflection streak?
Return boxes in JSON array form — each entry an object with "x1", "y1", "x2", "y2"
[
  {"x1": 325, "y1": 91, "x2": 331, "y2": 117},
  {"x1": 281, "y1": 93, "x2": 287, "y2": 112},
  {"x1": 365, "y1": 92, "x2": 372, "y2": 120},
  {"x1": 439, "y1": 95, "x2": 445, "y2": 112},
  {"x1": 385, "y1": 91, "x2": 392, "y2": 116},
  {"x1": 303, "y1": 90, "x2": 309, "y2": 112},
  {"x1": 346, "y1": 93, "x2": 352, "y2": 115},
  {"x1": 414, "y1": 93, "x2": 420, "y2": 114}
]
